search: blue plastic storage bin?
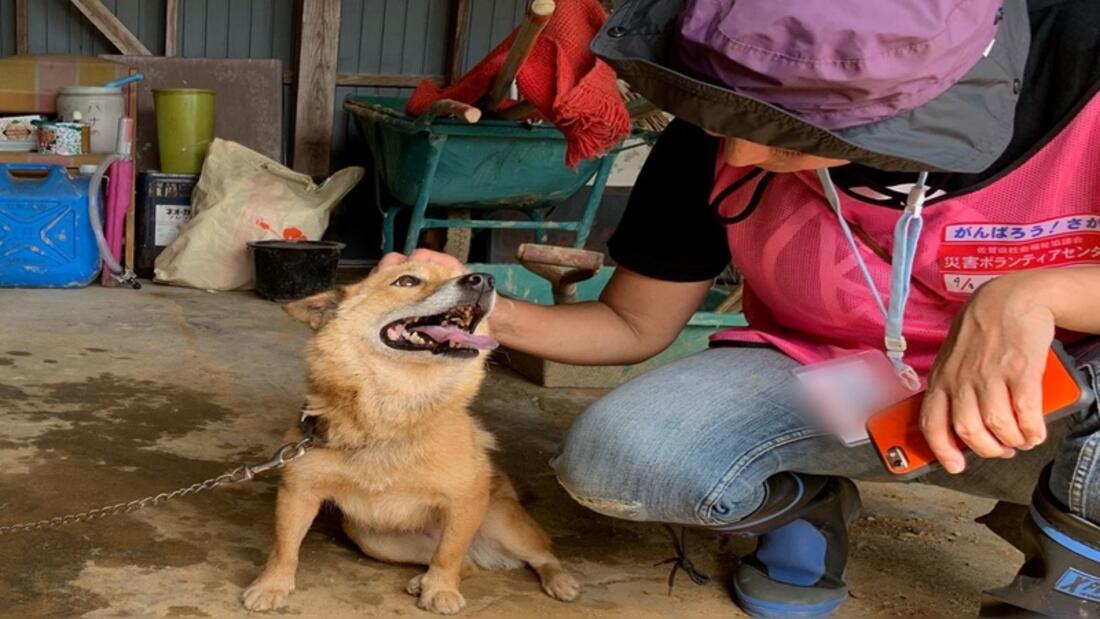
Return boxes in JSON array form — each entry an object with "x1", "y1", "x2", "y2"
[{"x1": 0, "y1": 164, "x2": 100, "y2": 288}]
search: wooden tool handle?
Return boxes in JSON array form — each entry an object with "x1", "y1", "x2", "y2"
[
  {"x1": 413, "y1": 99, "x2": 482, "y2": 128},
  {"x1": 427, "y1": 99, "x2": 482, "y2": 124},
  {"x1": 517, "y1": 243, "x2": 605, "y2": 270},
  {"x1": 485, "y1": 0, "x2": 556, "y2": 112},
  {"x1": 530, "y1": 0, "x2": 556, "y2": 16}
]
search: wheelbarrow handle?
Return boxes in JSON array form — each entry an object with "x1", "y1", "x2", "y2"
[{"x1": 485, "y1": 0, "x2": 556, "y2": 113}]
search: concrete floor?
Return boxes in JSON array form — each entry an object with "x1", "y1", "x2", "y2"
[{"x1": 0, "y1": 285, "x2": 1026, "y2": 618}]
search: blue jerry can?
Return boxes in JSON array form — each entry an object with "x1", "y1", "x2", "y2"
[{"x1": 0, "y1": 164, "x2": 100, "y2": 288}]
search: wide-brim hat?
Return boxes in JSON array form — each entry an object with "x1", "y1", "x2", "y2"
[{"x1": 592, "y1": 0, "x2": 1030, "y2": 173}]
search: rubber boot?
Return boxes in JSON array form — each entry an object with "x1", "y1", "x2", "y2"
[
  {"x1": 714, "y1": 473, "x2": 861, "y2": 619},
  {"x1": 981, "y1": 467, "x2": 1100, "y2": 618}
]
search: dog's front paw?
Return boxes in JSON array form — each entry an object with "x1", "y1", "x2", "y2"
[
  {"x1": 418, "y1": 588, "x2": 467, "y2": 615},
  {"x1": 539, "y1": 564, "x2": 580, "y2": 602},
  {"x1": 405, "y1": 572, "x2": 424, "y2": 596},
  {"x1": 241, "y1": 577, "x2": 294, "y2": 612}
]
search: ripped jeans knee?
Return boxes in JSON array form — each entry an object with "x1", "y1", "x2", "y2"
[
  {"x1": 549, "y1": 429, "x2": 660, "y2": 522},
  {"x1": 548, "y1": 399, "x2": 781, "y2": 527},
  {"x1": 550, "y1": 430, "x2": 772, "y2": 526},
  {"x1": 548, "y1": 346, "x2": 833, "y2": 527},
  {"x1": 554, "y1": 471, "x2": 645, "y2": 520}
]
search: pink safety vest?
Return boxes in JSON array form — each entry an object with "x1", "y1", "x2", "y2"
[{"x1": 710, "y1": 93, "x2": 1100, "y2": 376}]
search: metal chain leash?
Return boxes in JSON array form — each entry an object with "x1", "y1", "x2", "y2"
[{"x1": 0, "y1": 437, "x2": 313, "y2": 536}]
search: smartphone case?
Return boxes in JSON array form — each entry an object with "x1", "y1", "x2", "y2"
[{"x1": 865, "y1": 341, "x2": 1095, "y2": 480}]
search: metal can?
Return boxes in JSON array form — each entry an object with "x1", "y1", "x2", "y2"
[{"x1": 32, "y1": 120, "x2": 89, "y2": 156}]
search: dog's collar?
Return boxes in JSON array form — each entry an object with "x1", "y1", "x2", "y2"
[{"x1": 299, "y1": 409, "x2": 323, "y2": 445}]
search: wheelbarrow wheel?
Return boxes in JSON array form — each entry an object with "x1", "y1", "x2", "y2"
[{"x1": 443, "y1": 210, "x2": 473, "y2": 262}]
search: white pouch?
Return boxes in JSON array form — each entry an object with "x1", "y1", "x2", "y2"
[{"x1": 792, "y1": 350, "x2": 913, "y2": 446}]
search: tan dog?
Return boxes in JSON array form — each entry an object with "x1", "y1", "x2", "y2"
[{"x1": 242, "y1": 262, "x2": 579, "y2": 614}]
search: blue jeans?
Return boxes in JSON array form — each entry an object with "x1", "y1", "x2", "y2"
[{"x1": 551, "y1": 341, "x2": 1100, "y2": 527}]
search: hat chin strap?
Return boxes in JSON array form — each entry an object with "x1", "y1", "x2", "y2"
[{"x1": 817, "y1": 168, "x2": 929, "y2": 392}]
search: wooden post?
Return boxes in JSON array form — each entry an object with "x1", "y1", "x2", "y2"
[
  {"x1": 292, "y1": 0, "x2": 341, "y2": 176},
  {"x1": 15, "y1": 0, "x2": 28, "y2": 55},
  {"x1": 164, "y1": 0, "x2": 179, "y2": 56},
  {"x1": 445, "y1": 0, "x2": 472, "y2": 84},
  {"x1": 70, "y1": 0, "x2": 152, "y2": 55}
]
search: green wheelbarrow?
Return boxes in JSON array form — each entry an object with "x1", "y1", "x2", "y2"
[{"x1": 344, "y1": 95, "x2": 652, "y2": 254}]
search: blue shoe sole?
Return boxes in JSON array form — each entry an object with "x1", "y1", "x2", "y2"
[{"x1": 733, "y1": 579, "x2": 845, "y2": 619}]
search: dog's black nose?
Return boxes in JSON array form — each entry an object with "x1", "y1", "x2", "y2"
[{"x1": 459, "y1": 272, "x2": 494, "y2": 292}]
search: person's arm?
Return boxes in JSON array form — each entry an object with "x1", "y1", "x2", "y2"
[
  {"x1": 1043, "y1": 266, "x2": 1100, "y2": 332},
  {"x1": 378, "y1": 250, "x2": 713, "y2": 365},
  {"x1": 491, "y1": 119, "x2": 726, "y2": 364},
  {"x1": 921, "y1": 266, "x2": 1100, "y2": 474},
  {"x1": 490, "y1": 267, "x2": 713, "y2": 365}
]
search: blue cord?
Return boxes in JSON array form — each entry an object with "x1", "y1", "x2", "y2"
[{"x1": 817, "y1": 169, "x2": 929, "y2": 390}]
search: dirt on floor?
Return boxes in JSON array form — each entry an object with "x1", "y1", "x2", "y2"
[{"x1": 0, "y1": 286, "x2": 1023, "y2": 618}]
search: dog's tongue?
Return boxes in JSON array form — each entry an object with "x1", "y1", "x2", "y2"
[{"x1": 411, "y1": 325, "x2": 498, "y2": 350}]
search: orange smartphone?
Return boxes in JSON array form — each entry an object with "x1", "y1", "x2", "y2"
[{"x1": 866, "y1": 342, "x2": 1094, "y2": 480}]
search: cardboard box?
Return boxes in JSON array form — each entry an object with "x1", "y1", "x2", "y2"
[{"x1": 0, "y1": 115, "x2": 41, "y2": 149}]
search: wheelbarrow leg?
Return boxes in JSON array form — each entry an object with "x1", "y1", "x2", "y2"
[
  {"x1": 403, "y1": 134, "x2": 448, "y2": 255},
  {"x1": 372, "y1": 160, "x2": 401, "y2": 254},
  {"x1": 526, "y1": 207, "x2": 551, "y2": 244},
  {"x1": 382, "y1": 205, "x2": 402, "y2": 254},
  {"x1": 573, "y1": 153, "x2": 616, "y2": 248}
]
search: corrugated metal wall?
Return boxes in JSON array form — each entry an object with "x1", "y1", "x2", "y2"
[
  {"x1": 0, "y1": 0, "x2": 528, "y2": 62},
  {"x1": 177, "y1": 0, "x2": 295, "y2": 60},
  {"x1": 330, "y1": 0, "x2": 526, "y2": 167},
  {"x1": 0, "y1": 0, "x2": 529, "y2": 166},
  {"x1": 0, "y1": 0, "x2": 16, "y2": 56},
  {"x1": 1, "y1": 0, "x2": 165, "y2": 55},
  {"x1": 0, "y1": 0, "x2": 619, "y2": 261}
]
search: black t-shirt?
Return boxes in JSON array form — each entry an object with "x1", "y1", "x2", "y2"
[{"x1": 608, "y1": 0, "x2": 1100, "y2": 282}]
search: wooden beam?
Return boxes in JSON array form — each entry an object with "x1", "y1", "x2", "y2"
[
  {"x1": 335, "y1": 73, "x2": 440, "y2": 87},
  {"x1": 164, "y1": 0, "x2": 179, "y2": 56},
  {"x1": 292, "y1": 0, "x2": 341, "y2": 176},
  {"x1": 446, "y1": 0, "x2": 472, "y2": 84},
  {"x1": 70, "y1": 0, "x2": 152, "y2": 55},
  {"x1": 282, "y1": 72, "x2": 443, "y2": 87},
  {"x1": 15, "y1": 0, "x2": 28, "y2": 55}
]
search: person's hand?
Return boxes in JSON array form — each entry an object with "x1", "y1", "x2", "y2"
[
  {"x1": 378, "y1": 249, "x2": 468, "y2": 273},
  {"x1": 920, "y1": 272, "x2": 1056, "y2": 474}
]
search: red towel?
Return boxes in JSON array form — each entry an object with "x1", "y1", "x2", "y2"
[{"x1": 406, "y1": 0, "x2": 630, "y2": 168}]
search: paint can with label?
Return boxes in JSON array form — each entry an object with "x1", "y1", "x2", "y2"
[{"x1": 134, "y1": 171, "x2": 199, "y2": 278}]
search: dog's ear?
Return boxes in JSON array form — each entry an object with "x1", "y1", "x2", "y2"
[{"x1": 283, "y1": 288, "x2": 345, "y2": 330}]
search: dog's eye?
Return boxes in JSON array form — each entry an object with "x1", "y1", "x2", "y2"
[{"x1": 392, "y1": 275, "x2": 422, "y2": 288}]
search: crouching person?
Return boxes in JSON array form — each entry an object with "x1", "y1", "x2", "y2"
[{"x1": 392, "y1": 0, "x2": 1100, "y2": 615}]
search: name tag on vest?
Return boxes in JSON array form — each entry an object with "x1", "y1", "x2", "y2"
[{"x1": 939, "y1": 213, "x2": 1100, "y2": 296}]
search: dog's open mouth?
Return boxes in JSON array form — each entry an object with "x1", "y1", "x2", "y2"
[{"x1": 380, "y1": 304, "x2": 497, "y2": 358}]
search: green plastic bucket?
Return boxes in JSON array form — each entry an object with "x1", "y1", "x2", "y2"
[{"x1": 153, "y1": 88, "x2": 214, "y2": 174}]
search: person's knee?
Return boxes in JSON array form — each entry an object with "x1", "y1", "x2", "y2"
[
  {"x1": 551, "y1": 395, "x2": 772, "y2": 526},
  {"x1": 551, "y1": 397, "x2": 649, "y2": 521}
]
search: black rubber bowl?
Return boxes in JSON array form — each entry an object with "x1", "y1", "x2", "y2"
[{"x1": 247, "y1": 240, "x2": 345, "y2": 302}]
